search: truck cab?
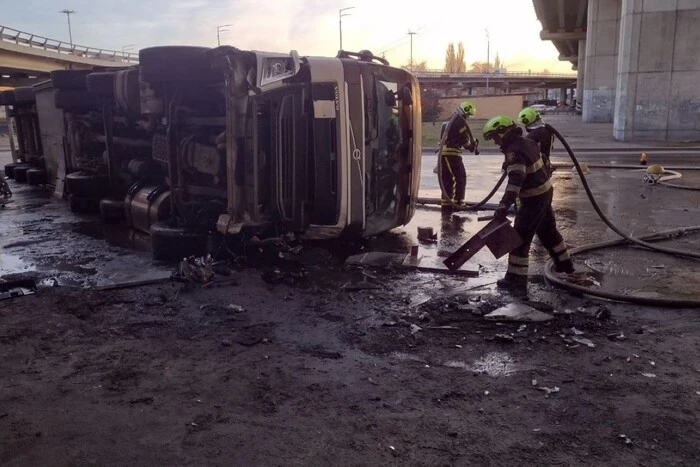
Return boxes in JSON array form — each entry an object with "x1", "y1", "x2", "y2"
[{"x1": 211, "y1": 47, "x2": 422, "y2": 240}]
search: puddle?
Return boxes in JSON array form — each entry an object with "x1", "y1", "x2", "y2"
[
  {"x1": 444, "y1": 352, "x2": 517, "y2": 377},
  {"x1": 0, "y1": 253, "x2": 37, "y2": 275},
  {"x1": 66, "y1": 221, "x2": 151, "y2": 253}
]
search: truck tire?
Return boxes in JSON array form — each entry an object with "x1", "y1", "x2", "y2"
[
  {"x1": 99, "y1": 199, "x2": 126, "y2": 224},
  {"x1": 150, "y1": 220, "x2": 208, "y2": 261},
  {"x1": 50, "y1": 70, "x2": 91, "y2": 90},
  {"x1": 87, "y1": 72, "x2": 116, "y2": 96},
  {"x1": 13, "y1": 87, "x2": 35, "y2": 104},
  {"x1": 69, "y1": 194, "x2": 100, "y2": 214},
  {"x1": 139, "y1": 46, "x2": 221, "y2": 85},
  {"x1": 54, "y1": 90, "x2": 99, "y2": 112},
  {"x1": 26, "y1": 168, "x2": 47, "y2": 185},
  {"x1": 13, "y1": 166, "x2": 31, "y2": 183},
  {"x1": 5, "y1": 163, "x2": 21, "y2": 178},
  {"x1": 66, "y1": 171, "x2": 109, "y2": 197},
  {"x1": 114, "y1": 69, "x2": 141, "y2": 115}
]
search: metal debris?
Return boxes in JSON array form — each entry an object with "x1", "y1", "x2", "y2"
[
  {"x1": 178, "y1": 255, "x2": 214, "y2": 283},
  {"x1": 538, "y1": 386, "x2": 560, "y2": 396},
  {"x1": 484, "y1": 303, "x2": 554, "y2": 323},
  {"x1": 571, "y1": 336, "x2": 596, "y2": 348},
  {"x1": 619, "y1": 434, "x2": 633, "y2": 445},
  {"x1": 0, "y1": 278, "x2": 37, "y2": 300},
  {"x1": 410, "y1": 324, "x2": 422, "y2": 335},
  {"x1": 642, "y1": 373, "x2": 657, "y2": 378}
]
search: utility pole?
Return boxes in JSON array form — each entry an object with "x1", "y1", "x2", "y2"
[
  {"x1": 339, "y1": 7, "x2": 354, "y2": 51},
  {"x1": 408, "y1": 30, "x2": 417, "y2": 70},
  {"x1": 59, "y1": 9, "x2": 76, "y2": 48},
  {"x1": 485, "y1": 29, "x2": 490, "y2": 95},
  {"x1": 217, "y1": 24, "x2": 233, "y2": 46}
]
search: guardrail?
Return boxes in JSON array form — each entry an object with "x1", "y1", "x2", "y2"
[
  {"x1": 410, "y1": 69, "x2": 576, "y2": 79},
  {"x1": 0, "y1": 25, "x2": 139, "y2": 64}
]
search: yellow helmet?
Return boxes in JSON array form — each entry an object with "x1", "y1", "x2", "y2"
[
  {"x1": 518, "y1": 107, "x2": 541, "y2": 125},
  {"x1": 457, "y1": 101, "x2": 476, "y2": 117},
  {"x1": 483, "y1": 115, "x2": 516, "y2": 140}
]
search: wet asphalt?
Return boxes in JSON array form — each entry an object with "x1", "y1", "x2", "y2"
[{"x1": 2, "y1": 144, "x2": 700, "y2": 302}]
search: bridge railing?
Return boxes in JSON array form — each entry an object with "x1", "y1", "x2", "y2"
[
  {"x1": 410, "y1": 69, "x2": 576, "y2": 79},
  {"x1": 0, "y1": 25, "x2": 139, "y2": 64}
]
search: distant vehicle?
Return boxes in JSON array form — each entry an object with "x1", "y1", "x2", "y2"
[
  {"x1": 531, "y1": 104, "x2": 547, "y2": 114},
  {"x1": 545, "y1": 106, "x2": 557, "y2": 112},
  {"x1": 1, "y1": 48, "x2": 422, "y2": 259}
]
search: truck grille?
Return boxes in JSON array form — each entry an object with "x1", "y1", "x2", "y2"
[{"x1": 277, "y1": 95, "x2": 295, "y2": 221}]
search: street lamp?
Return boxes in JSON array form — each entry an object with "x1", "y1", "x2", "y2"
[
  {"x1": 59, "y1": 9, "x2": 76, "y2": 48},
  {"x1": 339, "y1": 7, "x2": 354, "y2": 51},
  {"x1": 485, "y1": 29, "x2": 490, "y2": 94},
  {"x1": 217, "y1": 24, "x2": 233, "y2": 46}
]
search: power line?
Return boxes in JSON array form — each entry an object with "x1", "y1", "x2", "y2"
[
  {"x1": 375, "y1": 35, "x2": 409, "y2": 55},
  {"x1": 374, "y1": 23, "x2": 428, "y2": 56},
  {"x1": 377, "y1": 38, "x2": 409, "y2": 56}
]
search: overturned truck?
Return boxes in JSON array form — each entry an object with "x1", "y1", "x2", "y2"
[{"x1": 1, "y1": 46, "x2": 422, "y2": 259}]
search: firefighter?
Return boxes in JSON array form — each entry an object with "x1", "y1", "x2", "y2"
[
  {"x1": 518, "y1": 106, "x2": 553, "y2": 175},
  {"x1": 482, "y1": 115, "x2": 574, "y2": 292},
  {"x1": 439, "y1": 101, "x2": 477, "y2": 208}
]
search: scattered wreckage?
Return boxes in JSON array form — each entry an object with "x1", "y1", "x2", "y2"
[{"x1": 1, "y1": 47, "x2": 421, "y2": 260}]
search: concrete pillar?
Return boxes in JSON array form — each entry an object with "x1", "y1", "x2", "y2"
[
  {"x1": 559, "y1": 88, "x2": 567, "y2": 105},
  {"x1": 576, "y1": 39, "x2": 586, "y2": 112},
  {"x1": 614, "y1": 0, "x2": 700, "y2": 141},
  {"x1": 582, "y1": 0, "x2": 622, "y2": 123}
]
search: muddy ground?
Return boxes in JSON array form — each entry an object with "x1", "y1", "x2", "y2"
[
  {"x1": 3, "y1": 249, "x2": 700, "y2": 466},
  {"x1": 3, "y1": 134, "x2": 700, "y2": 465}
]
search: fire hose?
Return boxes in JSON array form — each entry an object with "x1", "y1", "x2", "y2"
[{"x1": 543, "y1": 124, "x2": 700, "y2": 307}]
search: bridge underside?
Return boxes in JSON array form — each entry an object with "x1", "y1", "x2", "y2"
[{"x1": 534, "y1": 0, "x2": 700, "y2": 142}]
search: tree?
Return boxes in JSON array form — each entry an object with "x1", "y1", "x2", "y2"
[
  {"x1": 421, "y1": 88, "x2": 442, "y2": 123},
  {"x1": 469, "y1": 61, "x2": 490, "y2": 73},
  {"x1": 541, "y1": 68, "x2": 551, "y2": 75},
  {"x1": 444, "y1": 42, "x2": 466, "y2": 73},
  {"x1": 494, "y1": 52, "x2": 502, "y2": 71},
  {"x1": 405, "y1": 60, "x2": 428, "y2": 72}
]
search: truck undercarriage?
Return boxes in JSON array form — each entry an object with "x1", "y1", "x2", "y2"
[{"x1": 1, "y1": 46, "x2": 421, "y2": 260}]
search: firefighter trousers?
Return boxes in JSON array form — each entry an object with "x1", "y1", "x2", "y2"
[
  {"x1": 440, "y1": 154, "x2": 466, "y2": 204},
  {"x1": 505, "y1": 188, "x2": 573, "y2": 280}
]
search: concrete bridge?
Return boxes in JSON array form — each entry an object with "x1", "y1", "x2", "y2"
[
  {"x1": 534, "y1": 0, "x2": 700, "y2": 142},
  {"x1": 0, "y1": 25, "x2": 138, "y2": 88},
  {"x1": 413, "y1": 70, "x2": 577, "y2": 97}
]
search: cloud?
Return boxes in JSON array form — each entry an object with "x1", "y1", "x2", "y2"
[{"x1": 0, "y1": 0, "x2": 571, "y2": 72}]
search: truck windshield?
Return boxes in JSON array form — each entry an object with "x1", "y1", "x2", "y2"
[{"x1": 365, "y1": 77, "x2": 401, "y2": 234}]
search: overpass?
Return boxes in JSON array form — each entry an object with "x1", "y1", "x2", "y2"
[
  {"x1": 413, "y1": 70, "x2": 577, "y2": 92},
  {"x1": 413, "y1": 70, "x2": 577, "y2": 104},
  {"x1": 0, "y1": 25, "x2": 138, "y2": 88},
  {"x1": 534, "y1": 0, "x2": 700, "y2": 142}
]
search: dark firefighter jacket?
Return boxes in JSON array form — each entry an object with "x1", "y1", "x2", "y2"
[
  {"x1": 440, "y1": 114, "x2": 472, "y2": 156},
  {"x1": 498, "y1": 127, "x2": 552, "y2": 209},
  {"x1": 526, "y1": 124, "x2": 554, "y2": 160}
]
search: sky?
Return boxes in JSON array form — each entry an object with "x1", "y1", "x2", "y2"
[{"x1": 1, "y1": 0, "x2": 574, "y2": 73}]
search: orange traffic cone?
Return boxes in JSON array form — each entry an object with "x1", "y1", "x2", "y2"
[{"x1": 640, "y1": 153, "x2": 648, "y2": 165}]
